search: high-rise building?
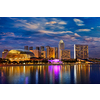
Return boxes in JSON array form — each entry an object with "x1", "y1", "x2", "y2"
[
  {"x1": 2, "y1": 49, "x2": 9, "y2": 59},
  {"x1": 24, "y1": 46, "x2": 28, "y2": 50},
  {"x1": 74, "y1": 44, "x2": 89, "y2": 59},
  {"x1": 58, "y1": 40, "x2": 64, "y2": 50},
  {"x1": 41, "y1": 51, "x2": 46, "y2": 58},
  {"x1": 61, "y1": 49, "x2": 70, "y2": 60},
  {"x1": 46, "y1": 46, "x2": 50, "y2": 58},
  {"x1": 55, "y1": 47, "x2": 58, "y2": 59},
  {"x1": 29, "y1": 46, "x2": 33, "y2": 50},
  {"x1": 36, "y1": 47, "x2": 39, "y2": 50},
  {"x1": 58, "y1": 40, "x2": 64, "y2": 59},
  {"x1": 46, "y1": 46, "x2": 55, "y2": 59},
  {"x1": 41, "y1": 46, "x2": 44, "y2": 51}
]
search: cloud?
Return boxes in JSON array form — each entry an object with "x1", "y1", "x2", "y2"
[
  {"x1": 39, "y1": 30, "x2": 73, "y2": 34},
  {"x1": 93, "y1": 37, "x2": 100, "y2": 41},
  {"x1": 61, "y1": 34, "x2": 77, "y2": 41},
  {"x1": 74, "y1": 33, "x2": 81, "y2": 37},
  {"x1": 14, "y1": 21, "x2": 40, "y2": 30},
  {"x1": 0, "y1": 32, "x2": 15, "y2": 37},
  {"x1": 58, "y1": 21, "x2": 67, "y2": 25},
  {"x1": 59, "y1": 31, "x2": 73, "y2": 34},
  {"x1": 84, "y1": 37, "x2": 93, "y2": 41},
  {"x1": 73, "y1": 18, "x2": 85, "y2": 26},
  {"x1": 46, "y1": 19, "x2": 67, "y2": 25},
  {"x1": 46, "y1": 21, "x2": 57, "y2": 24},
  {"x1": 84, "y1": 36, "x2": 100, "y2": 42},
  {"x1": 91, "y1": 27, "x2": 94, "y2": 29},
  {"x1": 76, "y1": 29, "x2": 91, "y2": 32}
]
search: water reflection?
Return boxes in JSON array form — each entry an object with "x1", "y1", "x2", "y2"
[
  {"x1": 0, "y1": 64, "x2": 100, "y2": 84},
  {"x1": 74, "y1": 64, "x2": 90, "y2": 84}
]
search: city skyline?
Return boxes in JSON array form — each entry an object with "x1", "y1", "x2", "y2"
[{"x1": 1, "y1": 17, "x2": 100, "y2": 58}]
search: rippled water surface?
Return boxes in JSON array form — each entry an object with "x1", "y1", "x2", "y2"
[{"x1": 0, "y1": 64, "x2": 100, "y2": 84}]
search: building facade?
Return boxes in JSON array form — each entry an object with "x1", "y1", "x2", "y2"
[
  {"x1": 41, "y1": 51, "x2": 46, "y2": 58},
  {"x1": 55, "y1": 47, "x2": 58, "y2": 59},
  {"x1": 36, "y1": 47, "x2": 40, "y2": 50},
  {"x1": 46, "y1": 46, "x2": 55, "y2": 59},
  {"x1": 61, "y1": 49, "x2": 70, "y2": 60},
  {"x1": 29, "y1": 46, "x2": 33, "y2": 50},
  {"x1": 74, "y1": 44, "x2": 89, "y2": 59},
  {"x1": 6, "y1": 49, "x2": 35, "y2": 61},
  {"x1": 24, "y1": 46, "x2": 28, "y2": 50},
  {"x1": 41, "y1": 46, "x2": 44, "y2": 51},
  {"x1": 58, "y1": 40, "x2": 65, "y2": 60},
  {"x1": 2, "y1": 49, "x2": 9, "y2": 59}
]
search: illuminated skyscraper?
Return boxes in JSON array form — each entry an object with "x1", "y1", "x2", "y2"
[
  {"x1": 41, "y1": 51, "x2": 46, "y2": 58},
  {"x1": 58, "y1": 40, "x2": 64, "y2": 50},
  {"x1": 46, "y1": 46, "x2": 55, "y2": 59},
  {"x1": 58, "y1": 40, "x2": 64, "y2": 59},
  {"x1": 40, "y1": 46, "x2": 45, "y2": 58},
  {"x1": 29, "y1": 46, "x2": 33, "y2": 50},
  {"x1": 24, "y1": 46, "x2": 28, "y2": 50},
  {"x1": 74, "y1": 44, "x2": 89, "y2": 59}
]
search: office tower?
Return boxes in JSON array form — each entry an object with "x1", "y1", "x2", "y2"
[
  {"x1": 55, "y1": 47, "x2": 58, "y2": 59},
  {"x1": 2, "y1": 49, "x2": 9, "y2": 59},
  {"x1": 41, "y1": 46, "x2": 44, "y2": 51},
  {"x1": 74, "y1": 44, "x2": 89, "y2": 59},
  {"x1": 24, "y1": 46, "x2": 28, "y2": 50},
  {"x1": 46, "y1": 46, "x2": 50, "y2": 58},
  {"x1": 46, "y1": 46, "x2": 55, "y2": 59},
  {"x1": 41, "y1": 51, "x2": 46, "y2": 58},
  {"x1": 29, "y1": 46, "x2": 33, "y2": 50},
  {"x1": 58, "y1": 40, "x2": 64, "y2": 50},
  {"x1": 36, "y1": 47, "x2": 40, "y2": 50},
  {"x1": 61, "y1": 50, "x2": 70, "y2": 60},
  {"x1": 58, "y1": 40, "x2": 64, "y2": 59}
]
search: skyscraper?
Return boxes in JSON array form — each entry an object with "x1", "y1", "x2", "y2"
[
  {"x1": 58, "y1": 40, "x2": 64, "y2": 59},
  {"x1": 41, "y1": 46, "x2": 44, "y2": 51},
  {"x1": 29, "y1": 46, "x2": 33, "y2": 50},
  {"x1": 36, "y1": 47, "x2": 39, "y2": 50},
  {"x1": 41, "y1": 51, "x2": 46, "y2": 58},
  {"x1": 74, "y1": 44, "x2": 89, "y2": 59},
  {"x1": 55, "y1": 47, "x2": 58, "y2": 59},
  {"x1": 58, "y1": 40, "x2": 64, "y2": 50},
  {"x1": 46, "y1": 46, "x2": 55, "y2": 59},
  {"x1": 61, "y1": 49, "x2": 70, "y2": 60},
  {"x1": 2, "y1": 49, "x2": 9, "y2": 59},
  {"x1": 24, "y1": 46, "x2": 28, "y2": 50}
]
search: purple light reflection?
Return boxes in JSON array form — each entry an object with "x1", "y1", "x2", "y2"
[
  {"x1": 48, "y1": 65, "x2": 60, "y2": 74},
  {"x1": 48, "y1": 59, "x2": 62, "y2": 64}
]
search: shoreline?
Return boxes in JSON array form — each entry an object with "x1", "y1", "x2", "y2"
[{"x1": 0, "y1": 62, "x2": 98, "y2": 67}]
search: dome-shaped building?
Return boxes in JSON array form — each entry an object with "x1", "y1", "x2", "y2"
[{"x1": 6, "y1": 49, "x2": 35, "y2": 62}]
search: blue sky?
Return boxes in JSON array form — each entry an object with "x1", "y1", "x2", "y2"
[{"x1": 0, "y1": 17, "x2": 100, "y2": 58}]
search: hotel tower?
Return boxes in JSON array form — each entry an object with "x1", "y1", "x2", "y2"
[{"x1": 74, "y1": 44, "x2": 89, "y2": 59}]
